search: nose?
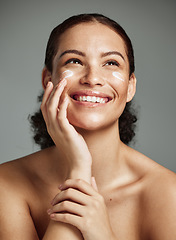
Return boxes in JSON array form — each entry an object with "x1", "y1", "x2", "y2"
[{"x1": 80, "y1": 67, "x2": 105, "y2": 87}]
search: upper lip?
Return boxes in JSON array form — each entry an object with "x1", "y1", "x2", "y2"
[{"x1": 70, "y1": 90, "x2": 113, "y2": 101}]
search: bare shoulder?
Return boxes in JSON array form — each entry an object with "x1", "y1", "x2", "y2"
[
  {"x1": 127, "y1": 147, "x2": 176, "y2": 239},
  {"x1": 0, "y1": 150, "x2": 42, "y2": 192},
  {"x1": 0, "y1": 149, "x2": 51, "y2": 240},
  {"x1": 0, "y1": 147, "x2": 57, "y2": 206},
  {"x1": 0, "y1": 154, "x2": 34, "y2": 196},
  {"x1": 0, "y1": 146, "x2": 56, "y2": 187},
  {"x1": 136, "y1": 152, "x2": 176, "y2": 240},
  {"x1": 144, "y1": 163, "x2": 176, "y2": 206}
]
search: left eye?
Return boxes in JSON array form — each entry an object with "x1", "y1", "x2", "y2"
[
  {"x1": 65, "y1": 58, "x2": 82, "y2": 65},
  {"x1": 105, "y1": 61, "x2": 119, "y2": 66}
]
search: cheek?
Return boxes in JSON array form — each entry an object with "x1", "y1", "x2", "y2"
[
  {"x1": 112, "y1": 71, "x2": 125, "y2": 82},
  {"x1": 60, "y1": 67, "x2": 84, "y2": 82},
  {"x1": 52, "y1": 69, "x2": 75, "y2": 86},
  {"x1": 99, "y1": 69, "x2": 127, "y2": 89},
  {"x1": 53, "y1": 68, "x2": 128, "y2": 96},
  {"x1": 61, "y1": 70, "x2": 74, "y2": 79},
  {"x1": 108, "y1": 71, "x2": 129, "y2": 98}
]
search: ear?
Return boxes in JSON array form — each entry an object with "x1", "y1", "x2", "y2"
[
  {"x1": 126, "y1": 73, "x2": 137, "y2": 102},
  {"x1": 42, "y1": 67, "x2": 52, "y2": 90}
]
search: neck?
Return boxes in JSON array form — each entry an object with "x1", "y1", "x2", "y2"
[{"x1": 75, "y1": 122, "x2": 126, "y2": 191}]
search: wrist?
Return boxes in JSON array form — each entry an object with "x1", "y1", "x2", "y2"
[{"x1": 67, "y1": 165, "x2": 92, "y2": 183}]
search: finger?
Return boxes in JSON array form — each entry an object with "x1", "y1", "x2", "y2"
[
  {"x1": 46, "y1": 79, "x2": 67, "y2": 127},
  {"x1": 57, "y1": 95, "x2": 70, "y2": 131},
  {"x1": 40, "y1": 81, "x2": 53, "y2": 123},
  {"x1": 41, "y1": 81, "x2": 53, "y2": 106},
  {"x1": 50, "y1": 212, "x2": 82, "y2": 230},
  {"x1": 59, "y1": 95, "x2": 69, "y2": 118},
  {"x1": 49, "y1": 200, "x2": 84, "y2": 217},
  {"x1": 51, "y1": 188, "x2": 88, "y2": 206},
  {"x1": 59, "y1": 179, "x2": 99, "y2": 197},
  {"x1": 47, "y1": 78, "x2": 67, "y2": 109}
]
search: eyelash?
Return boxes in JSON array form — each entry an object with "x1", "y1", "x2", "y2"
[
  {"x1": 65, "y1": 58, "x2": 120, "y2": 67},
  {"x1": 65, "y1": 58, "x2": 82, "y2": 65},
  {"x1": 104, "y1": 60, "x2": 120, "y2": 67}
]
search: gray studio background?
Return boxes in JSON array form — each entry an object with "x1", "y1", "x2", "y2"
[{"x1": 0, "y1": 0, "x2": 176, "y2": 172}]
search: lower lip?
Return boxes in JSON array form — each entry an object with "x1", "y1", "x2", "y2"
[{"x1": 70, "y1": 98, "x2": 110, "y2": 107}]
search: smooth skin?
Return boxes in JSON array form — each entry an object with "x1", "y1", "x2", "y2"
[{"x1": 0, "y1": 22, "x2": 176, "y2": 240}]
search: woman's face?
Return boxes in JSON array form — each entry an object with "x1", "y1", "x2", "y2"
[{"x1": 47, "y1": 22, "x2": 136, "y2": 130}]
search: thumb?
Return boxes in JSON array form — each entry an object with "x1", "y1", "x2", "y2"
[{"x1": 91, "y1": 177, "x2": 98, "y2": 191}]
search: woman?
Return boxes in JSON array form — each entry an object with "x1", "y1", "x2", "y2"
[{"x1": 0, "y1": 13, "x2": 176, "y2": 240}]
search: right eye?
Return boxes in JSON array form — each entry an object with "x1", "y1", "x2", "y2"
[{"x1": 65, "y1": 58, "x2": 82, "y2": 65}]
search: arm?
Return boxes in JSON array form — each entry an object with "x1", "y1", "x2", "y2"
[
  {"x1": 0, "y1": 179, "x2": 39, "y2": 240},
  {"x1": 0, "y1": 78, "x2": 87, "y2": 240},
  {"x1": 0, "y1": 165, "x2": 86, "y2": 240},
  {"x1": 41, "y1": 79, "x2": 92, "y2": 240}
]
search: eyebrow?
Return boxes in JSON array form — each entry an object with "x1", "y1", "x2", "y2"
[
  {"x1": 59, "y1": 49, "x2": 85, "y2": 59},
  {"x1": 58, "y1": 49, "x2": 125, "y2": 61},
  {"x1": 101, "y1": 51, "x2": 125, "y2": 61}
]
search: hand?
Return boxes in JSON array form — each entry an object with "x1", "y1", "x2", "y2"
[
  {"x1": 47, "y1": 178, "x2": 116, "y2": 240},
  {"x1": 40, "y1": 79, "x2": 92, "y2": 182}
]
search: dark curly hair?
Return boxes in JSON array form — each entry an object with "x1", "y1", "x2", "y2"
[{"x1": 29, "y1": 13, "x2": 138, "y2": 149}]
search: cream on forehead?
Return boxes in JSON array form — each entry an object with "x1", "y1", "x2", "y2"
[
  {"x1": 112, "y1": 72, "x2": 125, "y2": 82},
  {"x1": 61, "y1": 70, "x2": 74, "y2": 79}
]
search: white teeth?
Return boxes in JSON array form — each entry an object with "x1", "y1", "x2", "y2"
[
  {"x1": 83, "y1": 96, "x2": 86, "y2": 101},
  {"x1": 76, "y1": 96, "x2": 106, "y2": 103},
  {"x1": 92, "y1": 96, "x2": 97, "y2": 103},
  {"x1": 87, "y1": 96, "x2": 91, "y2": 102}
]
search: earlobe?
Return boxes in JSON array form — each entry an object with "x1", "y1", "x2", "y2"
[
  {"x1": 126, "y1": 73, "x2": 137, "y2": 102},
  {"x1": 42, "y1": 67, "x2": 52, "y2": 90}
]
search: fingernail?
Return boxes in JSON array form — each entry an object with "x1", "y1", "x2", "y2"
[
  {"x1": 58, "y1": 184, "x2": 63, "y2": 190},
  {"x1": 47, "y1": 209, "x2": 52, "y2": 215},
  {"x1": 47, "y1": 81, "x2": 51, "y2": 87}
]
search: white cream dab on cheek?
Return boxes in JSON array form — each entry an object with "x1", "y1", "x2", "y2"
[
  {"x1": 112, "y1": 72, "x2": 125, "y2": 82},
  {"x1": 61, "y1": 70, "x2": 74, "y2": 79}
]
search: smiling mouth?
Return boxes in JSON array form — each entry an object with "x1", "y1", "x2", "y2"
[{"x1": 72, "y1": 95, "x2": 109, "y2": 103}]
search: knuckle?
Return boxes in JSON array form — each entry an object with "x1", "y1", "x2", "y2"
[
  {"x1": 65, "y1": 179, "x2": 71, "y2": 185},
  {"x1": 91, "y1": 198, "x2": 102, "y2": 210},
  {"x1": 77, "y1": 179, "x2": 83, "y2": 185},
  {"x1": 62, "y1": 213, "x2": 69, "y2": 221},
  {"x1": 65, "y1": 188, "x2": 72, "y2": 197},
  {"x1": 57, "y1": 114, "x2": 64, "y2": 123},
  {"x1": 61, "y1": 200, "x2": 68, "y2": 208},
  {"x1": 47, "y1": 105, "x2": 54, "y2": 114}
]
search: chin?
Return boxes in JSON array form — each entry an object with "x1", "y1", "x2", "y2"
[{"x1": 67, "y1": 111, "x2": 116, "y2": 131}]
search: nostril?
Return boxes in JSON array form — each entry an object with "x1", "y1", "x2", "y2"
[{"x1": 80, "y1": 72, "x2": 105, "y2": 86}]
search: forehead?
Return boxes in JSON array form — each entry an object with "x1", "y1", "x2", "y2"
[{"x1": 57, "y1": 22, "x2": 127, "y2": 56}]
